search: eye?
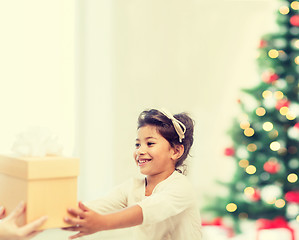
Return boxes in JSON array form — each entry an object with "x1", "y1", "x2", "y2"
[
  {"x1": 135, "y1": 143, "x2": 140, "y2": 148},
  {"x1": 147, "y1": 142, "x2": 155, "y2": 146}
]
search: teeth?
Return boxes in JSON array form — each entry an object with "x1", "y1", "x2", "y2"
[{"x1": 138, "y1": 159, "x2": 150, "y2": 163}]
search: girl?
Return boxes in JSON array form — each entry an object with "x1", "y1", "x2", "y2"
[{"x1": 64, "y1": 109, "x2": 202, "y2": 240}]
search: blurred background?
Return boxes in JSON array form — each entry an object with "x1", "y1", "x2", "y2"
[{"x1": 0, "y1": 0, "x2": 281, "y2": 239}]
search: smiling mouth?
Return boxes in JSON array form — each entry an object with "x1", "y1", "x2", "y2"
[{"x1": 137, "y1": 159, "x2": 152, "y2": 165}]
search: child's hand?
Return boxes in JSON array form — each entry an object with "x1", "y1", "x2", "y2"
[{"x1": 64, "y1": 202, "x2": 106, "y2": 239}]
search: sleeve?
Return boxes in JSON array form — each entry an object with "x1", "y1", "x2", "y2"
[
  {"x1": 136, "y1": 177, "x2": 196, "y2": 225},
  {"x1": 85, "y1": 179, "x2": 132, "y2": 214}
]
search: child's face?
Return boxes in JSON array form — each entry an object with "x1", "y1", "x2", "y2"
[{"x1": 134, "y1": 125, "x2": 176, "y2": 178}]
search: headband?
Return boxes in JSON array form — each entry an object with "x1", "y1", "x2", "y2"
[{"x1": 159, "y1": 109, "x2": 186, "y2": 143}]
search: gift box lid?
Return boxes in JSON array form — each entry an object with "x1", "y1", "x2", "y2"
[{"x1": 0, "y1": 155, "x2": 79, "y2": 180}]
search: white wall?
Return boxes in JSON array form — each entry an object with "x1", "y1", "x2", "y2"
[
  {"x1": 79, "y1": 0, "x2": 279, "y2": 205},
  {"x1": 0, "y1": 0, "x2": 75, "y2": 155},
  {"x1": 0, "y1": 0, "x2": 278, "y2": 205}
]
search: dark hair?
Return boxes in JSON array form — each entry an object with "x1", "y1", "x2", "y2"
[{"x1": 137, "y1": 109, "x2": 194, "y2": 174}]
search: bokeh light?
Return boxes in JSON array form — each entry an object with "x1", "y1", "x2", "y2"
[
  {"x1": 268, "y1": 49, "x2": 279, "y2": 58},
  {"x1": 270, "y1": 141, "x2": 281, "y2": 151},
  {"x1": 262, "y1": 90, "x2": 272, "y2": 99},
  {"x1": 280, "y1": 106, "x2": 289, "y2": 115},
  {"x1": 286, "y1": 112, "x2": 296, "y2": 120},
  {"x1": 275, "y1": 199, "x2": 286, "y2": 208},
  {"x1": 244, "y1": 187, "x2": 255, "y2": 196},
  {"x1": 263, "y1": 122, "x2": 273, "y2": 131},
  {"x1": 256, "y1": 107, "x2": 266, "y2": 116},
  {"x1": 247, "y1": 143, "x2": 257, "y2": 152},
  {"x1": 246, "y1": 165, "x2": 257, "y2": 174},
  {"x1": 269, "y1": 130, "x2": 279, "y2": 139},
  {"x1": 274, "y1": 91, "x2": 284, "y2": 99},
  {"x1": 226, "y1": 203, "x2": 237, "y2": 212},
  {"x1": 279, "y1": 5, "x2": 290, "y2": 14},
  {"x1": 239, "y1": 159, "x2": 249, "y2": 168},
  {"x1": 291, "y1": 1, "x2": 299, "y2": 10},
  {"x1": 240, "y1": 121, "x2": 250, "y2": 129},
  {"x1": 244, "y1": 128, "x2": 255, "y2": 137},
  {"x1": 288, "y1": 173, "x2": 298, "y2": 183}
]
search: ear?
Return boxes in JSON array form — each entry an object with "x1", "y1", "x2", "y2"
[{"x1": 171, "y1": 144, "x2": 184, "y2": 161}]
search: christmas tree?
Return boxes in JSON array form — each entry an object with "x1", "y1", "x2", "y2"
[{"x1": 205, "y1": 0, "x2": 299, "y2": 232}]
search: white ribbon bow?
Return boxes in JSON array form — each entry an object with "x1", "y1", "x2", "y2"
[{"x1": 159, "y1": 109, "x2": 186, "y2": 143}]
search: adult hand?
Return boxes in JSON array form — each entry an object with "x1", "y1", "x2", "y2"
[
  {"x1": 0, "y1": 206, "x2": 5, "y2": 219},
  {"x1": 0, "y1": 202, "x2": 47, "y2": 240}
]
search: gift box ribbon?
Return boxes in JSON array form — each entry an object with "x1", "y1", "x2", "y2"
[
  {"x1": 202, "y1": 217, "x2": 234, "y2": 237},
  {"x1": 256, "y1": 217, "x2": 295, "y2": 240}
]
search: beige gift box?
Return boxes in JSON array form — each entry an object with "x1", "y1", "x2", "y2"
[{"x1": 0, "y1": 155, "x2": 79, "y2": 229}]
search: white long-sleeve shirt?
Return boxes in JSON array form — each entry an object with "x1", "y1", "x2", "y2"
[{"x1": 87, "y1": 171, "x2": 202, "y2": 240}]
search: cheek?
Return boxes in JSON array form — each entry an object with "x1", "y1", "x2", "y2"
[{"x1": 133, "y1": 151, "x2": 137, "y2": 160}]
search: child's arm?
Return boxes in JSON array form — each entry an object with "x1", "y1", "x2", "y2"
[{"x1": 64, "y1": 201, "x2": 143, "y2": 239}]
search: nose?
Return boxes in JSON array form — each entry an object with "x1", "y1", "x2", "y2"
[{"x1": 136, "y1": 145, "x2": 146, "y2": 156}]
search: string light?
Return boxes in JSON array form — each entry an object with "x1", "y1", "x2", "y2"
[
  {"x1": 244, "y1": 128, "x2": 255, "y2": 137},
  {"x1": 239, "y1": 159, "x2": 249, "y2": 168},
  {"x1": 294, "y1": 39, "x2": 299, "y2": 48},
  {"x1": 286, "y1": 112, "x2": 296, "y2": 120},
  {"x1": 263, "y1": 122, "x2": 273, "y2": 131},
  {"x1": 240, "y1": 121, "x2": 250, "y2": 129},
  {"x1": 275, "y1": 199, "x2": 286, "y2": 208},
  {"x1": 280, "y1": 106, "x2": 289, "y2": 115},
  {"x1": 262, "y1": 90, "x2": 272, "y2": 99},
  {"x1": 274, "y1": 91, "x2": 284, "y2": 99},
  {"x1": 226, "y1": 203, "x2": 237, "y2": 212},
  {"x1": 256, "y1": 107, "x2": 266, "y2": 116},
  {"x1": 269, "y1": 130, "x2": 279, "y2": 139},
  {"x1": 278, "y1": 147, "x2": 287, "y2": 155},
  {"x1": 244, "y1": 187, "x2": 255, "y2": 196},
  {"x1": 279, "y1": 5, "x2": 290, "y2": 14},
  {"x1": 288, "y1": 173, "x2": 298, "y2": 183},
  {"x1": 247, "y1": 143, "x2": 257, "y2": 152},
  {"x1": 291, "y1": 1, "x2": 299, "y2": 10},
  {"x1": 295, "y1": 56, "x2": 299, "y2": 65},
  {"x1": 270, "y1": 141, "x2": 280, "y2": 151},
  {"x1": 268, "y1": 49, "x2": 279, "y2": 58},
  {"x1": 246, "y1": 165, "x2": 257, "y2": 174}
]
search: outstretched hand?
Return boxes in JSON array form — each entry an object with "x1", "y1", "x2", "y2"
[
  {"x1": 64, "y1": 202, "x2": 106, "y2": 239},
  {"x1": 0, "y1": 205, "x2": 5, "y2": 219},
  {"x1": 0, "y1": 202, "x2": 48, "y2": 240}
]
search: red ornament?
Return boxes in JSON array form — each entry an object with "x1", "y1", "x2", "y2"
[
  {"x1": 285, "y1": 191, "x2": 299, "y2": 203},
  {"x1": 290, "y1": 15, "x2": 299, "y2": 27},
  {"x1": 251, "y1": 189, "x2": 261, "y2": 202},
  {"x1": 224, "y1": 147, "x2": 235, "y2": 156},
  {"x1": 275, "y1": 99, "x2": 290, "y2": 110},
  {"x1": 294, "y1": 123, "x2": 299, "y2": 130},
  {"x1": 259, "y1": 39, "x2": 267, "y2": 48},
  {"x1": 263, "y1": 161, "x2": 280, "y2": 174},
  {"x1": 262, "y1": 71, "x2": 279, "y2": 83},
  {"x1": 202, "y1": 217, "x2": 234, "y2": 238}
]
